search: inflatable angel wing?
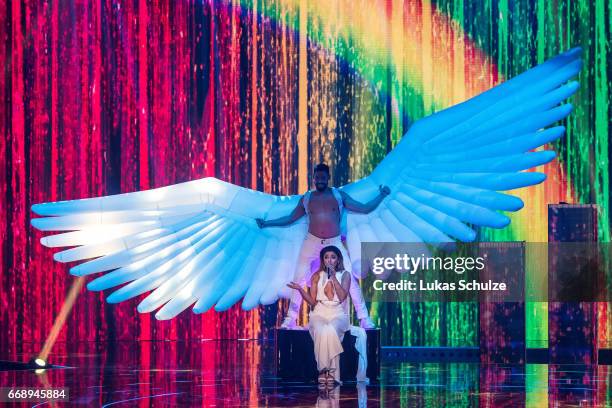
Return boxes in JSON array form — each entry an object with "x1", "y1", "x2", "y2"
[
  {"x1": 340, "y1": 47, "x2": 582, "y2": 274},
  {"x1": 31, "y1": 180, "x2": 309, "y2": 319},
  {"x1": 31, "y1": 47, "x2": 582, "y2": 319}
]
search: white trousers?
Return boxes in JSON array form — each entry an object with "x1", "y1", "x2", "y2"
[
  {"x1": 287, "y1": 233, "x2": 369, "y2": 320},
  {"x1": 308, "y1": 302, "x2": 350, "y2": 382}
]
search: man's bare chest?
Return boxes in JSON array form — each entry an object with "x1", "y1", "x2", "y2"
[{"x1": 308, "y1": 194, "x2": 339, "y2": 215}]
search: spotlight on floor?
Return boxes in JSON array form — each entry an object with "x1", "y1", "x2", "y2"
[
  {"x1": 27, "y1": 357, "x2": 47, "y2": 369},
  {"x1": 33, "y1": 358, "x2": 47, "y2": 367}
]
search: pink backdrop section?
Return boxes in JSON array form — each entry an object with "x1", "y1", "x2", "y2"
[{"x1": 0, "y1": 0, "x2": 304, "y2": 352}]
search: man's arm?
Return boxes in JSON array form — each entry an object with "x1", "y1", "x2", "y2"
[
  {"x1": 340, "y1": 185, "x2": 390, "y2": 214},
  {"x1": 255, "y1": 196, "x2": 306, "y2": 228}
]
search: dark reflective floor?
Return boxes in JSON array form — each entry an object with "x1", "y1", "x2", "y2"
[{"x1": 1, "y1": 340, "x2": 611, "y2": 407}]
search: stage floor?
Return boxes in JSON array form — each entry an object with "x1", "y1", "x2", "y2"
[{"x1": 1, "y1": 340, "x2": 610, "y2": 407}]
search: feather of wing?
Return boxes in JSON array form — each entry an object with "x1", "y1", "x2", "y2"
[
  {"x1": 343, "y1": 49, "x2": 581, "y2": 277},
  {"x1": 31, "y1": 178, "x2": 308, "y2": 318}
]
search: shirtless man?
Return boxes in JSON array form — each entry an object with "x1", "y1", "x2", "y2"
[{"x1": 256, "y1": 163, "x2": 390, "y2": 329}]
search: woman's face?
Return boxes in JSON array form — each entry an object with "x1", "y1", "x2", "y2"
[{"x1": 323, "y1": 251, "x2": 339, "y2": 268}]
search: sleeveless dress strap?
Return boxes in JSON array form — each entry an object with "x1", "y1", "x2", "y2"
[
  {"x1": 332, "y1": 188, "x2": 347, "y2": 240},
  {"x1": 303, "y1": 190, "x2": 311, "y2": 216},
  {"x1": 331, "y1": 187, "x2": 344, "y2": 214},
  {"x1": 316, "y1": 270, "x2": 347, "y2": 304}
]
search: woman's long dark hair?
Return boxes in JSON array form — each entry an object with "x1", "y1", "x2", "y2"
[{"x1": 316, "y1": 245, "x2": 345, "y2": 273}]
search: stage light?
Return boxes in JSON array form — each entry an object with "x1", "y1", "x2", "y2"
[
  {"x1": 34, "y1": 358, "x2": 46, "y2": 367},
  {"x1": 36, "y1": 277, "x2": 86, "y2": 367}
]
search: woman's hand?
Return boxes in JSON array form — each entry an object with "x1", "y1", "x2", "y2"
[
  {"x1": 287, "y1": 282, "x2": 302, "y2": 290},
  {"x1": 330, "y1": 272, "x2": 351, "y2": 302},
  {"x1": 288, "y1": 281, "x2": 317, "y2": 307}
]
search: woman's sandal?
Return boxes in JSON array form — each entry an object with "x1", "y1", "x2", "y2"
[
  {"x1": 325, "y1": 368, "x2": 336, "y2": 384},
  {"x1": 318, "y1": 369, "x2": 328, "y2": 384}
]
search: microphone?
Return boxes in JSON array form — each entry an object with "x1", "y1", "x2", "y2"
[{"x1": 327, "y1": 265, "x2": 332, "y2": 280}]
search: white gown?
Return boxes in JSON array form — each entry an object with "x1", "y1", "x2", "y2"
[{"x1": 308, "y1": 270, "x2": 351, "y2": 382}]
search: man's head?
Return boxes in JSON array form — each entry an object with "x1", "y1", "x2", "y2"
[{"x1": 312, "y1": 163, "x2": 330, "y2": 192}]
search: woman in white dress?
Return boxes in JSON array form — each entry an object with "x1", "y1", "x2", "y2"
[{"x1": 288, "y1": 245, "x2": 351, "y2": 385}]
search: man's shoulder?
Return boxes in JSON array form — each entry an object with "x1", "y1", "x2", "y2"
[
  {"x1": 333, "y1": 188, "x2": 348, "y2": 203},
  {"x1": 304, "y1": 188, "x2": 341, "y2": 198}
]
